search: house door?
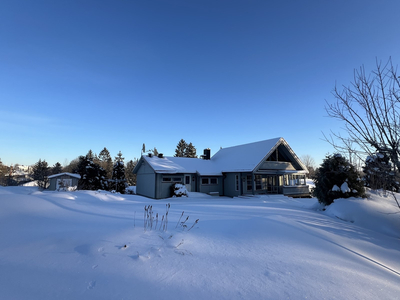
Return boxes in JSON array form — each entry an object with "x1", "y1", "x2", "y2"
[
  {"x1": 184, "y1": 175, "x2": 192, "y2": 192},
  {"x1": 242, "y1": 175, "x2": 252, "y2": 194}
]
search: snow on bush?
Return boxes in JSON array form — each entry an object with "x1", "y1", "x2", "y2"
[{"x1": 171, "y1": 183, "x2": 188, "y2": 197}]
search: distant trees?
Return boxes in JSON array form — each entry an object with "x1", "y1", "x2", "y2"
[
  {"x1": 32, "y1": 159, "x2": 50, "y2": 189},
  {"x1": 5, "y1": 146, "x2": 138, "y2": 190},
  {"x1": 312, "y1": 154, "x2": 365, "y2": 206},
  {"x1": 300, "y1": 155, "x2": 316, "y2": 178},
  {"x1": 174, "y1": 139, "x2": 197, "y2": 158}
]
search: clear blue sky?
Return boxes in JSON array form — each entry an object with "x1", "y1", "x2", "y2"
[{"x1": 1, "y1": 0, "x2": 399, "y2": 167}]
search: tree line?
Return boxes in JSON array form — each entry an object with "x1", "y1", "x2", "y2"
[{"x1": 0, "y1": 139, "x2": 199, "y2": 191}]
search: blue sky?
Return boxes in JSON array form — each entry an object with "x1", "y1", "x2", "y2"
[{"x1": 1, "y1": 0, "x2": 399, "y2": 167}]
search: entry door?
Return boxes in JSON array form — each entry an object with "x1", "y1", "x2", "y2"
[
  {"x1": 184, "y1": 175, "x2": 192, "y2": 192},
  {"x1": 242, "y1": 175, "x2": 252, "y2": 194}
]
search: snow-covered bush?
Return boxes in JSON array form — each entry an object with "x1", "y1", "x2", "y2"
[
  {"x1": 312, "y1": 153, "x2": 365, "y2": 205},
  {"x1": 171, "y1": 183, "x2": 188, "y2": 197}
]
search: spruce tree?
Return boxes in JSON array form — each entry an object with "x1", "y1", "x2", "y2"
[
  {"x1": 112, "y1": 151, "x2": 126, "y2": 193},
  {"x1": 125, "y1": 159, "x2": 138, "y2": 186},
  {"x1": 98, "y1": 147, "x2": 113, "y2": 179},
  {"x1": 52, "y1": 162, "x2": 63, "y2": 175},
  {"x1": 32, "y1": 159, "x2": 50, "y2": 189},
  {"x1": 185, "y1": 142, "x2": 197, "y2": 158},
  {"x1": 363, "y1": 152, "x2": 399, "y2": 192},
  {"x1": 77, "y1": 153, "x2": 108, "y2": 190},
  {"x1": 175, "y1": 139, "x2": 187, "y2": 157},
  {"x1": 312, "y1": 154, "x2": 365, "y2": 205}
]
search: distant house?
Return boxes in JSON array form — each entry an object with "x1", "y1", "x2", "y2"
[
  {"x1": 133, "y1": 137, "x2": 310, "y2": 199},
  {"x1": 48, "y1": 173, "x2": 81, "y2": 191}
]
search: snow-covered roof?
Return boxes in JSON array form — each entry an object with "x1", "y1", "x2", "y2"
[
  {"x1": 138, "y1": 137, "x2": 306, "y2": 176},
  {"x1": 142, "y1": 156, "x2": 221, "y2": 176},
  {"x1": 211, "y1": 137, "x2": 282, "y2": 172},
  {"x1": 48, "y1": 172, "x2": 81, "y2": 179}
]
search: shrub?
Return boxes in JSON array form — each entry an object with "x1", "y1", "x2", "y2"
[
  {"x1": 171, "y1": 183, "x2": 188, "y2": 197},
  {"x1": 312, "y1": 154, "x2": 365, "y2": 205}
]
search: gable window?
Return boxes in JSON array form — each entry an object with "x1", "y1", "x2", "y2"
[{"x1": 201, "y1": 177, "x2": 218, "y2": 185}]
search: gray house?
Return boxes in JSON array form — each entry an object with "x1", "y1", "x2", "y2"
[
  {"x1": 48, "y1": 173, "x2": 81, "y2": 191},
  {"x1": 133, "y1": 137, "x2": 310, "y2": 199}
]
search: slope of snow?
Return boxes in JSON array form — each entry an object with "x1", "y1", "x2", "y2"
[{"x1": 0, "y1": 186, "x2": 399, "y2": 299}]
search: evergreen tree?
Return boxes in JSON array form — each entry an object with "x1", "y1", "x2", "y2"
[
  {"x1": 98, "y1": 147, "x2": 113, "y2": 179},
  {"x1": 125, "y1": 159, "x2": 138, "y2": 186},
  {"x1": 185, "y1": 142, "x2": 197, "y2": 158},
  {"x1": 363, "y1": 152, "x2": 399, "y2": 192},
  {"x1": 112, "y1": 151, "x2": 126, "y2": 193},
  {"x1": 175, "y1": 139, "x2": 188, "y2": 157},
  {"x1": 52, "y1": 162, "x2": 63, "y2": 175},
  {"x1": 32, "y1": 159, "x2": 50, "y2": 189},
  {"x1": 77, "y1": 153, "x2": 108, "y2": 190},
  {"x1": 0, "y1": 158, "x2": 8, "y2": 186},
  {"x1": 312, "y1": 154, "x2": 365, "y2": 206}
]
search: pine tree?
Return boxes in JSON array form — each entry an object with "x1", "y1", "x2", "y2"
[
  {"x1": 98, "y1": 147, "x2": 113, "y2": 179},
  {"x1": 312, "y1": 154, "x2": 365, "y2": 205},
  {"x1": 125, "y1": 159, "x2": 138, "y2": 186},
  {"x1": 175, "y1": 139, "x2": 188, "y2": 157},
  {"x1": 52, "y1": 162, "x2": 63, "y2": 175},
  {"x1": 185, "y1": 142, "x2": 197, "y2": 158},
  {"x1": 32, "y1": 159, "x2": 50, "y2": 189},
  {"x1": 112, "y1": 151, "x2": 126, "y2": 193}
]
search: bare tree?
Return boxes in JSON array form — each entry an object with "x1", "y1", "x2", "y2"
[
  {"x1": 300, "y1": 154, "x2": 316, "y2": 177},
  {"x1": 325, "y1": 58, "x2": 400, "y2": 169},
  {"x1": 325, "y1": 58, "x2": 400, "y2": 208}
]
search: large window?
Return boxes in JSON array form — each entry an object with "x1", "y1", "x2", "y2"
[
  {"x1": 201, "y1": 177, "x2": 218, "y2": 185},
  {"x1": 284, "y1": 174, "x2": 306, "y2": 186}
]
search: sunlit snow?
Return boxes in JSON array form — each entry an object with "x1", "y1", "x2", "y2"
[{"x1": 0, "y1": 186, "x2": 399, "y2": 299}]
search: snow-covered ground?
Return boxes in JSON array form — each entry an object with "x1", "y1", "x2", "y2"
[{"x1": 0, "y1": 186, "x2": 399, "y2": 300}]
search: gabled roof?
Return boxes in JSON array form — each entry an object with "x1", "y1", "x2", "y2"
[
  {"x1": 48, "y1": 172, "x2": 81, "y2": 179},
  {"x1": 211, "y1": 137, "x2": 282, "y2": 172},
  {"x1": 134, "y1": 137, "x2": 307, "y2": 176}
]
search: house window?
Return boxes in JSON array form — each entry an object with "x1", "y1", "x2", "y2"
[
  {"x1": 201, "y1": 177, "x2": 218, "y2": 185},
  {"x1": 185, "y1": 176, "x2": 190, "y2": 184},
  {"x1": 246, "y1": 175, "x2": 252, "y2": 191},
  {"x1": 163, "y1": 177, "x2": 182, "y2": 182},
  {"x1": 235, "y1": 175, "x2": 239, "y2": 191}
]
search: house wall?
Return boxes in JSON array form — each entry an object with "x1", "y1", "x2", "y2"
[
  {"x1": 223, "y1": 173, "x2": 241, "y2": 197},
  {"x1": 197, "y1": 176, "x2": 223, "y2": 195},
  {"x1": 48, "y1": 175, "x2": 79, "y2": 191},
  {"x1": 156, "y1": 174, "x2": 184, "y2": 199},
  {"x1": 136, "y1": 161, "x2": 156, "y2": 198}
]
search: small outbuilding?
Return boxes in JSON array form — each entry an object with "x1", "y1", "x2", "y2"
[{"x1": 48, "y1": 173, "x2": 81, "y2": 191}]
